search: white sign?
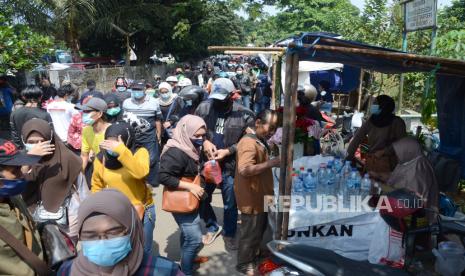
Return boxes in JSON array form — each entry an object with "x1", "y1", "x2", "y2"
[{"x1": 405, "y1": 0, "x2": 437, "y2": 32}]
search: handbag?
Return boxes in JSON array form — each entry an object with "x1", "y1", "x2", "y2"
[
  {"x1": 162, "y1": 175, "x2": 201, "y2": 213},
  {"x1": 33, "y1": 198, "x2": 69, "y2": 227},
  {"x1": 38, "y1": 223, "x2": 76, "y2": 269}
]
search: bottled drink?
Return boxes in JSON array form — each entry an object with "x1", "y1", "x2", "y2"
[
  {"x1": 351, "y1": 168, "x2": 361, "y2": 189},
  {"x1": 361, "y1": 174, "x2": 372, "y2": 196},
  {"x1": 299, "y1": 166, "x2": 307, "y2": 181},
  {"x1": 343, "y1": 171, "x2": 357, "y2": 207},
  {"x1": 304, "y1": 169, "x2": 317, "y2": 192},
  {"x1": 292, "y1": 173, "x2": 304, "y2": 194},
  {"x1": 333, "y1": 157, "x2": 343, "y2": 173},
  {"x1": 341, "y1": 161, "x2": 352, "y2": 179},
  {"x1": 317, "y1": 163, "x2": 327, "y2": 194},
  {"x1": 326, "y1": 165, "x2": 336, "y2": 195}
]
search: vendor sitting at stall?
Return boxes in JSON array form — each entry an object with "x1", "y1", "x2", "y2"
[
  {"x1": 385, "y1": 137, "x2": 439, "y2": 220},
  {"x1": 346, "y1": 95, "x2": 406, "y2": 175}
]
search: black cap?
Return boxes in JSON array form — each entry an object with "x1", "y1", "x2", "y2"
[
  {"x1": 0, "y1": 139, "x2": 40, "y2": 166},
  {"x1": 87, "y1": 79, "x2": 96, "y2": 89},
  {"x1": 130, "y1": 80, "x2": 146, "y2": 91}
]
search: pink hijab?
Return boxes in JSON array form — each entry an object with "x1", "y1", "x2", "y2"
[{"x1": 161, "y1": 114, "x2": 206, "y2": 161}]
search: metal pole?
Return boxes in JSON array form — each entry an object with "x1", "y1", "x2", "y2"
[{"x1": 398, "y1": 2, "x2": 408, "y2": 115}]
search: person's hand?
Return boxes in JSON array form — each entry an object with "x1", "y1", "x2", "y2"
[
  {"x1": 203, "y1": 140, "x2": 217, "y2": 160},
  {"x1": 27, "y1": 141, "x2": 55, "y2": 156},
  {"x1": 163, "y1": 121, "x2": 171, "y2": 129},
  {"x1": 189, "y1": 185, "x2": 205, "y2": 200},
  {"x1": 214, "y1": 149, "x2": 230, "y2": 161},
  {"x1": 99, "y1": 136, "x2": 123, "y2": 152},
  {"x1": 268, "y1": 157, "x2": 281, "y2": 168}
]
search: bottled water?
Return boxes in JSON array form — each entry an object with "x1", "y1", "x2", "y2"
[
  {"x1": 341, "y1": 161, "x2": 352, "y2": 179},
  {"x1": 333, "y1": 157, "x2": 343, "y2": 173},
  {"x1": 299, "y1": 166, "x2": 307, "y2": 181},
  {"x1": 351, "y1": 168, "x2": 361, "y2": 189},
  {"x1": 326, "y1": 165, "x2": 336, "y2": 195},
  {"x1": 361, "y1": 174, "x2": 372, "y2": 197},
  {"x1": 317, "y1": 163, "x2": 327, "y2": 195},
  {"x1": 343, "y1": 169, "x2": 360, "y2": 207},
  {"x1": 292, "y1": 173, "x2": 304, "y2": 194},
  {"x1": 304, "y1": 169, "x2": 318, "y2": 208}
]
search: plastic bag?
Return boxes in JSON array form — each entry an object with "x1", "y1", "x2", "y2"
[{"x1": 203, "y1": 160, "x2": 222, "y2": 185}]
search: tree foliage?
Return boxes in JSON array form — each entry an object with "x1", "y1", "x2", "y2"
[{"x1": 0, "y1": 7, "x2": 53, "y2": 74}]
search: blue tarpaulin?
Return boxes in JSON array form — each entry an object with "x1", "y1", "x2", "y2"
[{"x1": 276, "y1": 33, "x2": 465, "y2": 177}]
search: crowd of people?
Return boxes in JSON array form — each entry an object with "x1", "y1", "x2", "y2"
[
  {"x1": 0, "y1": 54, "x2": 438, "y2": 276},
  {"x1": 0, "y1": 57, "x2": 290, "y2": 276}
]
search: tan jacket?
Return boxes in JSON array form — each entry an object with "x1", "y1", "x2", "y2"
[{"x1": 0, "y1": 196, "x2": 44, "y2": 276}]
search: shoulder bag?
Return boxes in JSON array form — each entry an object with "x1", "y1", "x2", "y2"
[{"x1": 162, "y1": 175, "x2": 201, "y2": 213}]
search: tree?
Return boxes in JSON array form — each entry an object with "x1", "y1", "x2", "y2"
[{"x1": 0, "y1": 8, "x2": 53, "y2": 74}]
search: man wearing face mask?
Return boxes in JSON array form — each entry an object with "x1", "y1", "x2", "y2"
[
  {"x1": 231, "y1": 66, "x2": 252, "y2": 109},
  {"x1": 103, "y1": 93, "x2": 123, "y2": 123},
  {"x1": 122, "y1": 80, "x2": 162, "y2": 187},
  {"x1": 46, "y1": 84, "x2": 80, "y2": 145},
  {"x1": 0, "y1": 139, "x2": 50, "y2": 276},
  {"x1": 75, "y1": 98, "x2": 111, "y2": 185},
  {"x1": 195, "y1": 78, "x2": 255, "y2": 250},
  {"x1": 347, "y1": 95, "x2": 407, "y2": 175}
]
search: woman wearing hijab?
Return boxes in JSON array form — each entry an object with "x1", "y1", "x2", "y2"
[
  {"x1": 159, "y1": 115, "x2": 207, "y2": 276},
  {"x1": 347, "y1": 95, "x2": 407, "y2": 174},
  {"x1": 158, "y1": 82, "x2": 185, "y2": 146},
  {"x1": 57, "y1": 189, "x2": 183, "y2": 276},
  {"x1": 387, "y1": 137, "x2": 439, "y2": 220},
  {"x1": 21, "y1": 118, "x2": 89, "y2": 240},
  {"x1": 91, "y1": 122, "x2": 155, "y2": 254},
  {"x1": 103, "y1": 93, "x2": 123, "y2": 123}
]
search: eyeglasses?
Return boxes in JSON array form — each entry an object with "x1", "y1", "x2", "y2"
[{"x1": 80, "y1": 226, "x2": 128, "y2": 241}]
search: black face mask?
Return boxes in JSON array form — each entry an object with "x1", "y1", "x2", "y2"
[{"x1": 212, "y1": 98, "x2": 232, "y2": 111}]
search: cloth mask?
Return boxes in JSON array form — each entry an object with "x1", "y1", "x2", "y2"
[{"x1": 0, "y1": 179, "x2": 28, "y2": 197}]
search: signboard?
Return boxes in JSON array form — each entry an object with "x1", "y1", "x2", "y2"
[{"x1": 405, "y1": 0, "x2": 437, "y2": 32}]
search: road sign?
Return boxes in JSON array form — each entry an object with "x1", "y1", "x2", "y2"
[{"x1": 404, "y1": 0, "x2": 437, "y2": 32}]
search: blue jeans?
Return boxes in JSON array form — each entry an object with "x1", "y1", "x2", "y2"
[
  {"x1": 143, "y1": 204, "x2": 156, "y2": 254},
  {"x1": 241, "y1": 95, "x2": 251, "y2": 109},
  {"x1": 200, "y1": 174, "x2": 237, "y2": 237},
  {"x1": 254, "y1": 96, "x2": 270, "y2": 114},
  {"x1": 172, "y1": 212, "x2": 202, "y2": 276},
  {"x1": 142, "y1": 139, "x2": 160, "y2": 187}
]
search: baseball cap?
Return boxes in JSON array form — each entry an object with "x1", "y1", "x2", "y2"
[
  {"x1": 75, "y1": 97, "x2": 108, "y2": 112},
  {"x1": 209, "y1": 78, "x2": 236, "y2": 101},
  {"x1": 130, "y1": 80, "x2": 146, "y2": 91},
  {"x1": 0, "y1": 139, "x2": 40, "y2": 166}
]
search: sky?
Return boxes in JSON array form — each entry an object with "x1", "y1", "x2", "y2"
[{"x1": 260, "y1": 0, "x2": 453, "y2": 16}]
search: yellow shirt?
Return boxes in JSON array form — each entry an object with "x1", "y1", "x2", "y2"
[
  {"x1": 91, "y1": 144, "x2": 153, "y2": 206},
  {"x1": 81, "y1": 126, "x2": 105, "y2": 154}
]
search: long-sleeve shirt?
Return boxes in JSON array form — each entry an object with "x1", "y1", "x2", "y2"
[
  {"x1": 347, "y1": 116, "x2": 407, "y2": 159},
  {"x1": 91, "y1": 143, "x2": 153, "y2": 206},
  {"x1": 159, "y1": 147, "x2": 199, "y2": 189}
]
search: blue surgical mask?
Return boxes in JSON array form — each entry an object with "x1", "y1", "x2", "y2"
[
  {"x1": 106, "y1": 107, "x2": 121, "y2": 116},
  {"x1": 131, "y1": 91, "x2": 145, "y2": 100},
  {"x1": 106, "y1": 150, "x2": 119, "y2": 157},
  {"x1": 0, "y1": 179, "x2": 28, "y2": 197},
  {"x1": 81, "y1": 211, "x2": 134, "y2": 267},
  {"x1": 160, "y1": 93, "x2": 170, "y2": 100},
  {"x1": 190, "y1": 138, "x2": 204, "y2": 148},
  {"x1": 24, "y1": 143, "x2": 35, "y2": 152},
  {"x1": 185, "y1": 100, "x2": 193, "y2": 107},
  {"x1": 117, "y1": 86, "x2": 126, "y2": 92},
  {"x1": 82, "y1": 113, "x2": 95, "y2": 125},
  {"x1": 371, "y1": 104, "x2": 381, "y2": 115}
]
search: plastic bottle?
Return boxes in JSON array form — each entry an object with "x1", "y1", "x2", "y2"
[
  {"x1": 304, "y1": 169, "x2": 317, "y2": 192},
  {"x1": 361, "y1": 174, "x2": 372, "y2": 196},
  {"x1": 326, "y1": 165, "x2": 336, "y2": 195},
  {"x1": 333, "y1": 157, "x2": 343, "y2": 173},
  {"x1": 352, "y1": 168, "x2": 361, "y2": 190},
  {"x1": 343, "y1": 171, "x2": 357, "y2": 207},
  {"x1": 292, "y1": 173, "x2": 304, "y2": 194},
  {"x1": 341, "y1": 161, "x2": 352, "y2": 179},
  {"x1": 299, "y1": 166, "x2": 307, "y2": 181},
  {"x1": 317, "y1": 163, "x2": 327, "y2": 194}
]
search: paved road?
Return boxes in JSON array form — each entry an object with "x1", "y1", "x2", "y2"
[{"x1": 152, "y1": 186, "x2": 241, "y2": 276}]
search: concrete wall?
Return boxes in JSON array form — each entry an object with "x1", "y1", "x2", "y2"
[{"x1": 37, "y1": 64, "x2": 176, "y2": 93}]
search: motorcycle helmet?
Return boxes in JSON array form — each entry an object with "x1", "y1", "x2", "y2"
[
  {"x1": 439, "y1": 193, "x2": 458, "y2": 217},
  {"x1": 379, "y1": 188, "x2": 424, "y2": 232},
  {"x1": 179, "y1": 85, "x2": 206, "y2": 110}
]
